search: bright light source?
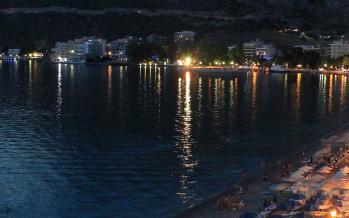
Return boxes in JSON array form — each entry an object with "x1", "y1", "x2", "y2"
[
  {"x1": 330, "y1": 210, "x2": 337, "y2": 217},
  {"x1": 184, "y1": 57, "x2": 192, "y2": 66}
]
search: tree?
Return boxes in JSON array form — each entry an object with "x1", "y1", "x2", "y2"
[
  {"x1": 303, "y1": 51, "x2": 321, "y2": 69},
  {"x1": 280, "y1": 47, "x2": 322, "y2": 69},
  {"x1": 127, "y1": 43, "x2": 167, "y2": 63},
  {"x1": 227, "y1": 44, "x2": 244, "y2": 64}
]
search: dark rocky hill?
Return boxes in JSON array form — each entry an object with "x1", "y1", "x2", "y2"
[{"x1": 0, "y1": 0, "x2": 348, "y2": 50}]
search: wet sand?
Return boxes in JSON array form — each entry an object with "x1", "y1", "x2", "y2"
[{"x1": 177, "y1": 130, "x2": 349, "y2": 218}]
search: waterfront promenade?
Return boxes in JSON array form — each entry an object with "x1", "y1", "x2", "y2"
[{"x1": 189, "y1": 66, "x2": 349, "y2": 75}]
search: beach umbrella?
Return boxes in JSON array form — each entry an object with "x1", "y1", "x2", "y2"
[
  {"x1": 318, "y1": 168, "x2": 332, "y2": 174},
  {"x1": 269, "y1": 183, "x2": 290, "y2": 191},
  {"x1": 309, "y1": 174, "x2": 325, "y2": 183},
  {"x1": 286, "y1": 166, "x2": 313, "y2": 182},
  {"x1": 298, "y1": 185, "x2": 310, "y2": 192},
  {"x1": 342, "y1": 182, "x2": 349, "y2": 190},
  {"x1": 324, "y1": 166, "x2": 333, "y2": 171},
  {"x1": 341, "y1": 166, "x2": 349, "y2": 175},
  {"x1": 342, "y1": 200, "x2": 349, "y2": 206},
  {"x1": 334, "y1": 171, "x2": 346, "y2": 180}
]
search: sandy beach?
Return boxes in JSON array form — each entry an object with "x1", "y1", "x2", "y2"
[{"x1": 177, "y1": 130, "x2": 349, "y2": 218}]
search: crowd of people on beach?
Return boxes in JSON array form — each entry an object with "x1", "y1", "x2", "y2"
[
  {"x1": 262, "y1": 145, "x2": 349, "y2": 217},
  {"x1": 214, "y1": 140, "x2": 349, "y2": 218},
  {"x1": 216, "y1": 194, "x2": 245, "y2": 211}
]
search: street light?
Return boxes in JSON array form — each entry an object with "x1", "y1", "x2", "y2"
[{"x1": 184, "y1": 57, "x2": 192, "y2": 66}]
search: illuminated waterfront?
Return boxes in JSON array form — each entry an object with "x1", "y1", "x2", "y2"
[{"x1": 1, "y1": 63, "x2": 349, "y2": 217}]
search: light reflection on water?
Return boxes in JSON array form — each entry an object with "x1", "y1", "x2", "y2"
[
  {"x1": 175, "y1": 72, "x2": 198, "y2": 203},
  {"x1": 56, "y1": 64, "x2": 62, "y2": 119},
  {"x1": 294, "y1": 73, "x2": 302, "y2": 124},
  {"x1": 107, "y1": 65, "x2": 113, "y2": 112},
  {"x1": 1, "y1": 63, "x2": 349, "y2": 217}
]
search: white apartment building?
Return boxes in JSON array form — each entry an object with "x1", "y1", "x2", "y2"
[
  {"x1": 329, "y1": 40, "x2": 349, "y2": 59},
  {"x1": 243, "y1": 40, "x2": 276, "y2": 59},
  {"x1": 52, "y1": 36, "x2": 107, "y2": 63},
  {"x1": 174, "y1": 31, "x2": 195, "y2": 43},
  {"x1": 110, "y1": 36, "x2": 138, "y2": 63},
  {"x1": 86, "y1": 38, "x2": 107, "y2": 59},
  {"x1": 52, "y1": 40, "x2": 87, "y2": 63},
  {"x1": 5, "y1": 49, "x2": 21, "y2": 62},
  {"x1": 146, "y1": 34, "x2": 168, "y2": 45},
  {"x1": 243, "y1": 42, "x2": 257, "y2": 58},
  {"x1": 294, "y1": 45, "x2": 318, "y2": 51},
  {"x1": 7, "y1": 49, "x2": 20, "y2": 57}
]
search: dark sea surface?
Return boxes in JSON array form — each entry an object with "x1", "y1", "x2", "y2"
[{"x1": 0, "y1": 62, "x2": 348, "y2": 217}]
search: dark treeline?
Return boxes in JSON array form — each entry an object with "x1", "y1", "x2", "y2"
[
  {"x1": 277, "y1": 48, "x2": 322, "y2": 69},
  {"x1": 127, "y1": 41, "x2": 244, "y2": 66}
]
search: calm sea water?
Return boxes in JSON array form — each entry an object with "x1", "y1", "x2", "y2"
[{"x1": 0, "y1": 62, "x2": 349, "y2": 217}]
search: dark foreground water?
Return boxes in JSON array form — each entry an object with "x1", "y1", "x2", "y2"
[{"x1": 1, "y1": 62, "x2": 349, "y2": 217}]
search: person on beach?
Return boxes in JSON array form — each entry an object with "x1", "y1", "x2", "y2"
[
  {"x1": 273, "y1": 195, "x2": 278, "y2": 203},
  {"x1": 239, "y1": 186, "x2": 244, "y2": 194},
  {"x1": 263, "y1": 198, "x2": 269, "y2": 208},
  {"x1": 263, "y1": 173, "x2": 270, "y2": 182}
]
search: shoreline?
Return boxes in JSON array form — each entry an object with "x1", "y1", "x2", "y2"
[
  {"x1": 189, "y1": 66, "x2": 349, "y2": 75},
  {"x1": 175, "y1": 124, "x2": 349, "y2": 218},
  {"x1": 10, "y1": 61, "x2": 349, "y2": 76}
]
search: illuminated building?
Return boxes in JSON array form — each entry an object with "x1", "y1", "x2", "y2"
[
  {"x1": 293, "y1": 44, "x2": 321, "y2": 52},
  {"x1": 243, "y1": 40, "x2": 276, "y2": 59},
  {"x1": 7, "y1": 49, "x2": 20, "y2": 57},
  {"x1": 27, "y1": 52, "x2": 44, "y2": 59},
  {"x1": 329, "y1": 40, "x2": 349, "y2": 59},
  {"x1": 146, "y1": 34, "x2": 168, "y2": 45},
  {"x1": 52, "y1": 40, "x2": 86, "y2": 63},
  {"x1": 174, "y1": 31, "x2": 195, "y2": 43},
  {"x1": 85, "y1": 38, "x2": 107, "y2": 59},
  {"x1": 110, "y1": 36, "x2": 138, "y2": 64},
  {"x1": 5, "y1": 49, "x2": 21, "y2": 62},
  {"x1": 51, "y1": 36, "x2": 107, "y2": 63}
]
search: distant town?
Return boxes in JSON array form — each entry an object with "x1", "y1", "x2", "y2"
[{"x1": 4, "y1": 30, "x2": 349, "y2": 72}]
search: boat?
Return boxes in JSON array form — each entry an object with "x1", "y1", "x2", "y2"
[
  {"x1": 51, "y1": 55, "x2": 86, "y2": 64},
  {"x1": 238, "y1": 65, "x2": 251, "y2": 70},
  {"x1": 270, "y1": 65, "x2": 286, "y2": 73}
]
